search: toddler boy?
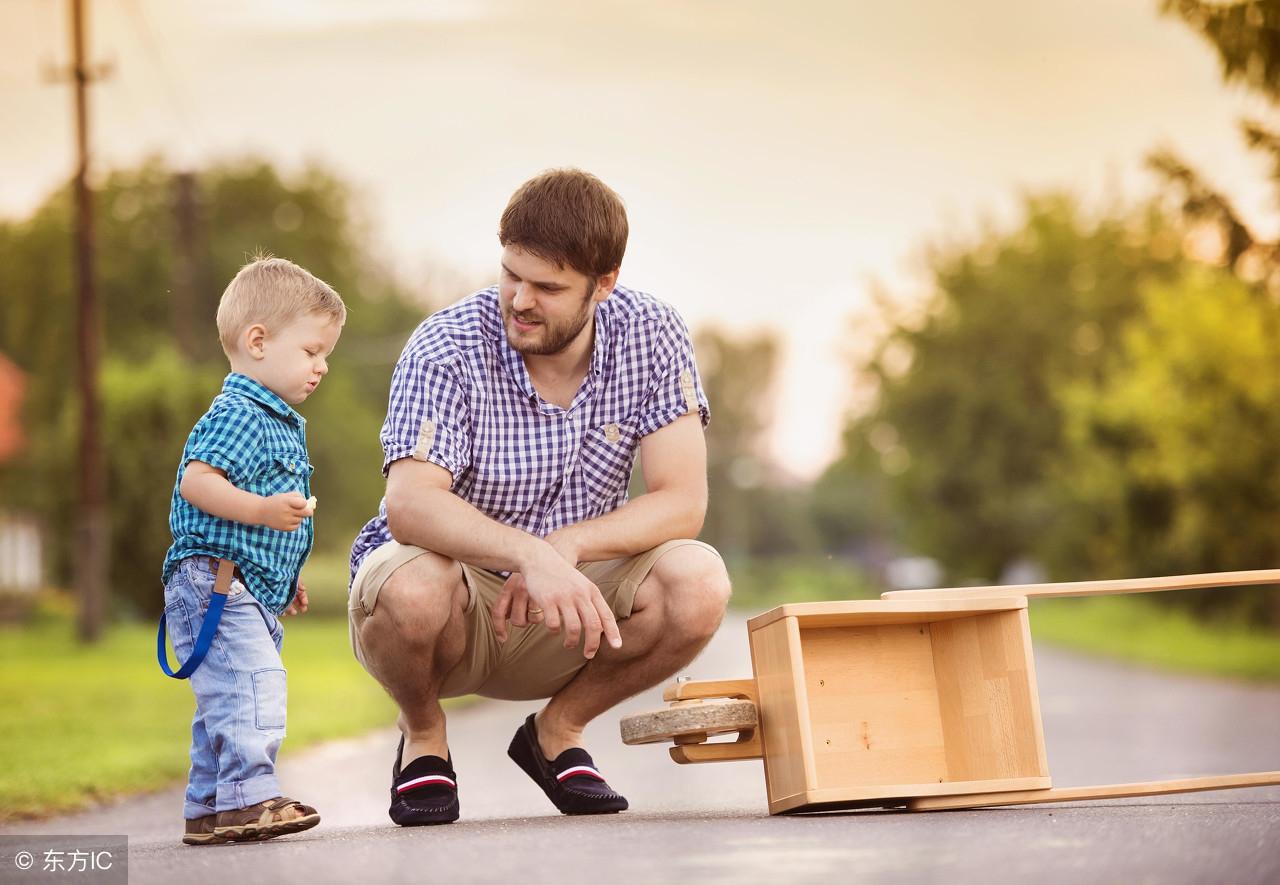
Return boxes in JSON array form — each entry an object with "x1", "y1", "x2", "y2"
[{"x1": 160, "y1": 256, "x2": 344, "y2": 845}]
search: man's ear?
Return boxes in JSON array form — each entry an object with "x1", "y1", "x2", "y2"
[
  {"x1": 593, "y1": 270, "x2": 619, "y2": 302},
  {"x1": 243, "y1": 323, "x2": 268, "y2": 360}
]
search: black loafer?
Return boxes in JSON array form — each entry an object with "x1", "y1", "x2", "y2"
[
  {"x1": 389, "y1": 734, "x2": 459, "y2": 826},
  {"x1": 507, "y1": 713, "x2": 628, "y2": 815}
]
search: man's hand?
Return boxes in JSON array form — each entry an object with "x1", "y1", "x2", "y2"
[
  {"x1": 283, "y1": 580, "x2": 310, "y2": 617},
  {"x1": 258, "y1": 492, "x2": 312, "y2": 531},
  {"x1": 491, "y1": 537, "x2": 621, "y2": 659},
  {"x1": 495, "y1": 572, "x2": 533, "y2": 631},
  {"x1": 493, "y1": 527, "x2": 583, "y2": 633}
]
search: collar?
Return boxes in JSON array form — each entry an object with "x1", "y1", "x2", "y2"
[
  {"x1": 222, "y1": 373, "x2": 304, "y2": 425},
  {"x1": 499, "y1": 327, "x2": 538, "y2": 402},
  {"x1": 589, "y1": 302, "x2": 608, "y2": 379}
]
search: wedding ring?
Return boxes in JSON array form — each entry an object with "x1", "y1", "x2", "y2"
[{"x1": 528, "y1": 607, "x2": 543, "y2": 614}]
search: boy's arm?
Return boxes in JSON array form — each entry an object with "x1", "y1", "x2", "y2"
[{"x1": 181, "y1": 460, "x2": 312, "y2": 531}]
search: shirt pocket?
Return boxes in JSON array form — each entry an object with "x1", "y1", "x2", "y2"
[
  {"x1": 262, "y1": 451, "x2": 314, "y2": 496},
  {"x1": 162, "y1": 595, "x2": 196, "y2": 660},
  {"x1": 578, "y1": 419, "x2": 640, "y2": 505}
]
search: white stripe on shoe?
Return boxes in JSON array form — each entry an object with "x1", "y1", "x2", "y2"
[
  {"x1": 397, "y1": 774, "x2": 457, "y2": 793},
  {"x1": 556, "y1": 765, "x2": 605, "y2": 782}
]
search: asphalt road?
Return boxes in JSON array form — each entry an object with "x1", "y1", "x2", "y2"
[{"x1": 4, "y1": 614, "x2": 1279, "y2": 885}]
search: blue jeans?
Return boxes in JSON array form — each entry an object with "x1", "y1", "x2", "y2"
[{"x1": 163, "y1": 556, "x2": 287, "y2": 818}]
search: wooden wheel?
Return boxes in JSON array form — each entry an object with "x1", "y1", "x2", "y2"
[{"x1": 620, "y1": 698, "x2": 758, "y2": 746}]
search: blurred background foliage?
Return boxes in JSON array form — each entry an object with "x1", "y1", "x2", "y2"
[
  {"x1": 2, "y1": 0, "x2": 1279, "y2": 630},
  {"x1": 0, "y1": 157, "x2": 427, "y2": 615}
]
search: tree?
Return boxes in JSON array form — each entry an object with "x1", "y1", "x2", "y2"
[
  {"x1": 1153, "y1": 2, "x2": 1280, "y2": 291},
  {"x1": 1164, "y1": 1, "x2": 1280, "y2": 97},
  {"x1": 830, "y1": 197, "x2": 1187, "y2": 582},
  {"x1": 1056, "y1": 268, "x2": 1280, "y2": 624},
  {"x1": 0, "y1": 157, "x2": 434, "y2": 616}
]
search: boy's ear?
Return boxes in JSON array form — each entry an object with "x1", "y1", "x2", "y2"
[{"x1": 243, "y1": 324, "x2": 268, "y2": 360}]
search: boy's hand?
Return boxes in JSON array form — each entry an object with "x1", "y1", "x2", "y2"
[
  {"x1": 258, "y1": 492, "x2": 311, "y2": 531},
  {"x1": 284, "y1": 580, "x2": 309, "y2": 617}
]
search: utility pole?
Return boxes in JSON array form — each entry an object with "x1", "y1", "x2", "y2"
[
  {"x1": 66, "y1": 0, "x2": 109, "y2": 642},
  {"x1": 172, "y1": 171, "x2": 202, "y2": 358}
]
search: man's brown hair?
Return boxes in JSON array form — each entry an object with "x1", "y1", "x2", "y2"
[{"x1": 498, "y1": 168, "x2": 629, "y2": 278}]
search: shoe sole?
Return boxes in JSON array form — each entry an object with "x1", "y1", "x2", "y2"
[
  {"x1": 181, "y1": 832, "x2": 229, "y2": 846},
  {"x1": 213, "y1": 812, "x2": 321, "y2": 842},
  {"x1": 388, "y1": 802, "x2": 458, "y2": 826}
]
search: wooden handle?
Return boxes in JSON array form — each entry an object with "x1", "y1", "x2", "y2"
[
  {"x1": 669, "y1": 729, "x2": 762, "y2": 764},
  {"x1": 659, "y1": 679, "x2": 763, "y2": 764},
  {"x1": 662, "y1": 678, "x2": 757, "y2": 704},
  {"x1": 880, "y1": 568, "x2": 1280, "y2": 602},
  {"x1": 908, "y1": 770, "x2": 1280, "y2": 810}
]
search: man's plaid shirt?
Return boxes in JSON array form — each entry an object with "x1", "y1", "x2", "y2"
[
  {"x1": 349, "y1": 285, "x2": 710, "y2": 583},
  {"x1": 163, "y1": 373, "x2": 314, "y2": 613}
]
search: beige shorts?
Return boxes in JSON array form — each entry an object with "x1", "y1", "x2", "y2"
[{"x1": 348, "y1": 538, "x2": 720, "y2": 701}]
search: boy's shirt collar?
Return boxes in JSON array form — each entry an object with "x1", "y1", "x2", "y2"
[{"x1": 222, "y1": 372, "x2": 305, "y2": 425}]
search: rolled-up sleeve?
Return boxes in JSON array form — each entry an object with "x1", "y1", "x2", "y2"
[
  {"x1": 186, "y1": 405, "x2": 265, "y2": 486},
  {"x1": 636, "y1": 312, "x2": 711, "y2": 438},
  {"x1": 380, "y1": 356, "x2": 472, "y2": 482}
]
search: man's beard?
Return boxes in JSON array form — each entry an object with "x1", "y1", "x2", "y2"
[{"x1": 503, "y1": 288, "x2": 595, "y2": 356}]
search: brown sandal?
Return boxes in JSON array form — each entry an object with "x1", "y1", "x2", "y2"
[
  {"x1": 212, "y1": 796, "x2": 321, "y2": 842},
  {"x1": 182, "y1": 813, "x2": 227, "y2": 846}
]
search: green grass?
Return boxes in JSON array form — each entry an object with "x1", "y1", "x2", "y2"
[
  {"x1": 1029, "y1": 593, "x2": 1280, "y2": 682},
  {"x1": 0, "y1": 611, "x2": 404, "y2": 822}
]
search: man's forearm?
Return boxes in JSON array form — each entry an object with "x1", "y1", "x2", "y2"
[
  {"x1": 387, "y1": 486, "x2": 548, "y2": 574},
  {"x1": 557, "y1": 487, "x2": 706, "y2": 563}
]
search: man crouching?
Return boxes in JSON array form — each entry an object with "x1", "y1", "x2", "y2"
[{"x1": 347, "y1": 168, "x2": 731, "y2": 824}]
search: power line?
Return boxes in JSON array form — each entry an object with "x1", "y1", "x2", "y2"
[{"x1": 117, "y1": 0, "x2": 208, "y2": 160}]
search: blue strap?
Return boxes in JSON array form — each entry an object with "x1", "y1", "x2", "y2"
[{"x1": 157, "y1": 559, "x2": 234, "y2": 679}]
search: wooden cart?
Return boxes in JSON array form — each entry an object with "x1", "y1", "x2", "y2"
[{"x1": 619, "y1": 569, "x2": 1280, "y2": 814}]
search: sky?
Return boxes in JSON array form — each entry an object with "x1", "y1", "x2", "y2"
[{"x1": 0, "y1": 0, "x2": 1270, "y2": 478}]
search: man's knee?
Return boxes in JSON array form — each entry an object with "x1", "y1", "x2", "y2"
[
  {"x1": 647, "y1": 545, "x2": 732, "y2": 639},
  {"x1": 364, "y1": 551, "x2": 467, "y2": 647}
]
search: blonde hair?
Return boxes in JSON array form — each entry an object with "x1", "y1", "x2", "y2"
[{"x1": 216, "y1": 255, "x2": 346, "y2": 356}]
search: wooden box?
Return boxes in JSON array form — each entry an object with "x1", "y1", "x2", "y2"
[
  {"x1": 746, "y1": 597, "x2": 1050, "y2": 814},
  {"x1": 625, "y1": 569, "x2": 1280, "y2": 814}
]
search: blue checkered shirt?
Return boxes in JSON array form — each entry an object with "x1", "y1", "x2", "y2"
[
  {"x1": 349, "y1": 285, "x2": 710, "y2": 582},
  {"x1": 163, "y1": 373, "x2": 314, "y2": 614}
]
